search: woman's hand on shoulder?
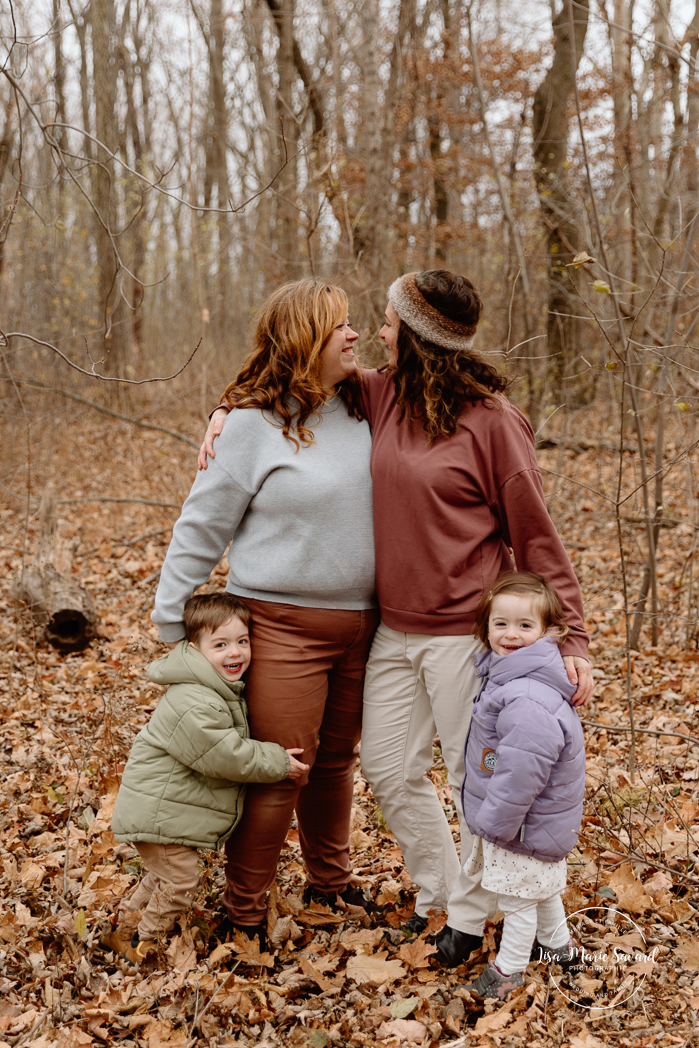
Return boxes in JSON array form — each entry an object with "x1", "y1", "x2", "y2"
[
  {"x1": 563, "y1": 655, "x2": 593, "y2": 707},
  {"x1": 198, "y1": 407, "x2": 230, "y2": 471}
]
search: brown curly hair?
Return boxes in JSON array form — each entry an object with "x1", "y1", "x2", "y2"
[
  {"x1": 389, "y1": 270, "x2": 510, "y2": 443},
  {"x1": 221, "y1": 280, "x2": 364, "y2": 449}
]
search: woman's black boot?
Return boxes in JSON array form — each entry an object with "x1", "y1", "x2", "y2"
[
  {"x1": 218, "y1": 917, "x2": 268, "y2": 951},
  {"x1": 401, "y1": 913, "x2": 428, "y2": 935},
  {"x1": 434, "y1": 924, "x2": 482, "y2": 966}
]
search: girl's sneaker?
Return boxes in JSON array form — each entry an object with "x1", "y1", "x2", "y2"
[
  {"x1": 541, "y1": 939, "x2": 583, "y2": 973},
  {"x1": 462, "y1": 961, "x2": 524, "y2": 1001}
]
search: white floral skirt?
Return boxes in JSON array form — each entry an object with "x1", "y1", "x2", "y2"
[{"x1": 464, "y1": 835, "x2": 567, "y2": 900}]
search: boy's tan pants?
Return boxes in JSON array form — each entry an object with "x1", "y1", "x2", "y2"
[{"x1": 121, "y1": 842, "x2": 200, "y2": 938}]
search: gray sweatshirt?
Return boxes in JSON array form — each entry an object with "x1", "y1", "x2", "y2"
[{"x1": 152, "y1": 398, "x2": 376, "y2": 641}]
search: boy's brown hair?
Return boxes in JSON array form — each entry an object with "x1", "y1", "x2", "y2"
[
  {"x1": 183, "y1": 593, "x2": 251, "y2": 646},
  {"x1": 474, "y1": 571, "x2": 569, "y2": 648}
]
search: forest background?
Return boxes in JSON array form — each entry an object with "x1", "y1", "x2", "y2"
[{"x1": 2, "y1": 0, "x2": 699, "y2": 1046}]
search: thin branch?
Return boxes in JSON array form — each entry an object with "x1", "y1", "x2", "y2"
[
  {"x1": 0, "y1": 331, "x2": 201, "y2": 385},
  {"x1": 14, "y1": 377, "x2": 198, "y2": 447},
  {"x1": 580, "y1": 720, "x2": 699, "y2": 747}
]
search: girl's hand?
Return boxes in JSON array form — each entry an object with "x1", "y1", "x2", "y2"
[
  {"x1": 563, "y1": 655, "x2": 594, "y2": 707},
  {"x1": 197, "y1": 407, "x2": 229, "y2": 471},
  {"x1": 285, "y1": 747, "x2": 310, "y2": 781}
]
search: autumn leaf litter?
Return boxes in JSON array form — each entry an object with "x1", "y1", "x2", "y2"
[{"x1": 1, "y1": 418, "x2": 699, "y2": 1048}]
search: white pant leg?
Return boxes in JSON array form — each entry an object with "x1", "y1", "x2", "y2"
[
  {"x1": 536, "y1": 894, "x2": 569, "y2": 950},
  {"x1": 361, "y1": 624, "x2": 491, "y2": 932},
  {"x1": 361, "y1": 624, "x2": 456, "y2": 916},
  {"x1": 496, "y1": 893, "x2": 540, "y2": 974},
  {"x1": 410, "y1": 632, "x2": 495, "y2": 934}
]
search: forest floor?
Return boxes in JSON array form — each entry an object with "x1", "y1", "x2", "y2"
[{"x1": 1, "y1": 403, "x2": 698, "y2": 1048}]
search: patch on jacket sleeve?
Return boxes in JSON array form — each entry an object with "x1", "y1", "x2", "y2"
[{"x1": 481, "y1": 749, "x2": 498, "y2": 773}]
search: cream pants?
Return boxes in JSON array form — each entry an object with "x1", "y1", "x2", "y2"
[{"x1": 361, "y1": 623, "x2": 496, "y2": 935}]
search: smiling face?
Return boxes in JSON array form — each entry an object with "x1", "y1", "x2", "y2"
[
  {"x1": 488, "y1": 593, "x2": 545, "y2": 656},
  {"x1": 379, "y1": 301, "x2": 400, "y2": 368},
  {"x1": 318, "y1": 304, "x2": 359, "y2": 391},
  {"x1": 191, "y1": 615, "x2": 252, "y2": 681}
]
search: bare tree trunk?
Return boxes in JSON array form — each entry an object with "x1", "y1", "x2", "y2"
[
  {"x1": 467, "y1": 3, "x2": 536, "y2": 423},
  {"x1": 91, "y1": 0, "x2": 129, "y2": 396},
  {"x1": 118, "y1": 13, "x2": 146, "y2": 351},
  {"x1": 609, "y1": 0, "x2": 636, "y2": 286},
  {"x1": 275, "y1": 0, "x2": 299, "y2": 278},
  {"x1": 0, "y1": 94, "x2": 14, "y2": 281},
  {"x1": 361, "y1": 0, "x2": 416, "y2": 319},
  {"x1": 532, "y1": 0, "x2": 591, "y2": 402},
  {"x1": 209, "y1": 0, "x2": 232, "y2": 338}
]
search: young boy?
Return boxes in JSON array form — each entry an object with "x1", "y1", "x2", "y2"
[{"x1": 102, "y1": 592, "x2": 307, "y2": 964}]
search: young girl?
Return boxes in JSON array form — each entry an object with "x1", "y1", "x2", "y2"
[{"x1": 459, "y1": 571, "x2": 586, "y2": 1000}]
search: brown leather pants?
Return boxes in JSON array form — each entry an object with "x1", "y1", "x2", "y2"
[{"x1": 223, "y1": 597, "x2": 379, "y2": 925}]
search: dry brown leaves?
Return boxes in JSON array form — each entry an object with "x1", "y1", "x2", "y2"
[{"x1": 0, "y1": 412, "x2": 698, "y2": 1047}]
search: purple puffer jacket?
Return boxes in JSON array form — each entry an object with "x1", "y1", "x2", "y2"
[{"x1": 461, "y1": 636, "x2": 586, "y2": 863}]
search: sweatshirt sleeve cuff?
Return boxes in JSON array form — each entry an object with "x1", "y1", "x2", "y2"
[
  {"x1": 157, "y1": 623, "x2": 187, "y2": 643},
  {"x1": 208, "y1": 403, "x2": 231, "y2": 421},
  {"x1": 560, "y1": 636, "x2": 589, "y2": 659}
]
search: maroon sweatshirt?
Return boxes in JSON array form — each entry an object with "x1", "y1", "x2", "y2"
[{"x1": 360, "y1": 369, "x2": 588, "y2": 657}]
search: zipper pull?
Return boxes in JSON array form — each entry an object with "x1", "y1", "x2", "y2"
[{"x1": 519, "y1": 824, "x2": 526, "y2": 842}]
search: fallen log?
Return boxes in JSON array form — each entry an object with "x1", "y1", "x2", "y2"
[{"x1": 11, "y1": 483, "x2": 97, "y2": 652}]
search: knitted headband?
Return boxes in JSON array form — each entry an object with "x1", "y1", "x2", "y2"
[{"x1": 387, "y1": 272, "x2": 477, "y2": 351}]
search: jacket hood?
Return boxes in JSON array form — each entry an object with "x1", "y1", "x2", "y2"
[
  {"x1": 475, "y1": 636, "x2": 576, "y2": 703},
  {"x1": 147, "y1": 641, "x2": 245, "y2": 702}
]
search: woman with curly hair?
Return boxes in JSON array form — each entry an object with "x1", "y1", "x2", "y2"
[
  {"x1": 202, "y1": 270, "x2": 592, "y2": 960},
  {"x1": 153, "y1": 280, "x2": 379, "y2": 944}
]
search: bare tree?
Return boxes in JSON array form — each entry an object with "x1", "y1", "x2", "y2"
[{"x1": 532, "y1": 0, "x2": 590, "y2": 399}]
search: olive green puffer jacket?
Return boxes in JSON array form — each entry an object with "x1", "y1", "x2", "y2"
[{"x1": 111, "y1": 641, "x2": 290, "y2": 850}]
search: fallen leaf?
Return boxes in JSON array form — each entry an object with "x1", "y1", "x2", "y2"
[
  {"x1": 677, "y1": 938, "x2": 699, "y2": 973},
  {"x1": 390, "y1": 997, "x2": 419, "y2": 1019},
  {"x1": 74, "y1": 909, "x2": 87, "y2": 939},
  {"x1": 145, "y1": 1020, "x2": 188, "y2": 1048},
  {"x1": 397, "y1": 938, "x2": 437, "y2": 968},
  {"x1": 375, "y1": 1018, "x2": 427, "y2": 1042},
  {"x1": 228, "y1": 930, "x2": 275, "y2": 968},
  {"x1": 606, "y1": 862, "x2": 652, "y2": 913},
  {"x1": 299, "y1": 955, "x2": 343, "y2": 991},
  {"x1": 295, "y1": 903, "x2": 345, "y2": 926},
  {"x1": 568, "y1": 1035, "x2": 605, "y2": 1048},
  {"x1": 474, "y1": 1004, "x2": 517, "y2": 1034},
  {"x1": 165, "y1": 930, "x2": 198, "y2": 974},
  {"x1": 208, "y1": 942, "x2": 233, "y2": 965},
  {"x1": 345, "y1": 951, "x2": 406, "y2": 985},
  {"x1": 341, "y1": 928, "x2": 384, "y2": 951},
  {"x1": 19, "y1": 862, "x2": 45, "y2": 889}
]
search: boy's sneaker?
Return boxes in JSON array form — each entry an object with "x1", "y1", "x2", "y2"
[
  {"x1": 461, "y1": 961, "x2": 524, "y2": 1001},
  {"x1": 303, "y1": 884, "x2": 379, "y2": 914},
  {"x1": 99, "y1": 929, "x2": 159, "y2": 965}
]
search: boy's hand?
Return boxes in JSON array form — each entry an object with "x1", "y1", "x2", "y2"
[{"x1": 285, "y1": 747, "x2": 310, "y2": 781}]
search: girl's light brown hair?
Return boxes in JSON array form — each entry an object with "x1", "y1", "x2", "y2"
[
  {"x1": 474, "y1": 571, "x2": 569, "y2": 648},
  {"x1": 220, "y1": 279, "x2": 364, "y2": 448}
]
